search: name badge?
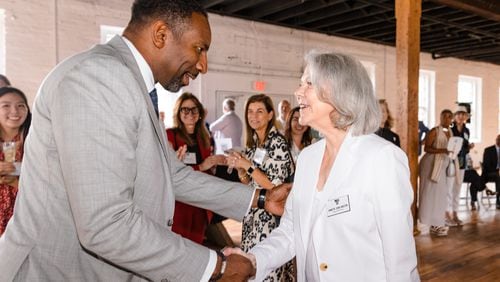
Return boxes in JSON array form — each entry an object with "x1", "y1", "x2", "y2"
[
  {"x1": 183, "y1": 152, "x2": 197, "y2": 165},
  {"x1": 253, "y1": 148, "x2": 267, "y2": 165},
  {"x1": 326, "y1": 195, "x2": 351, "y2": 217}
]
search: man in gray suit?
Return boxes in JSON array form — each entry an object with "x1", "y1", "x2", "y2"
[{"x1": 0, "y1": 1, "x2": 289, "y2": 281}]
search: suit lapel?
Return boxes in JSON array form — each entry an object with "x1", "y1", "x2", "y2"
[
  {"x1": 298, "y1": 132, "x2": 358, "y2": 251},
  {"x1": 322, "y1": 131, "x2": 357, "y2": 201},
  {"x1": 107, "y1": 36, "x2": 171, "y2": 162},
  {"x1": 297, "y1": 140, "x2": 324, "y2": 252}
]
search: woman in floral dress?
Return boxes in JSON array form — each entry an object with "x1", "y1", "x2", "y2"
[
  {"x1": 227, "y1": 94, "x2": 294, "y2": 281},
  {"x1": 0, "y1": 87, "x2": 31, "y2": 236}
]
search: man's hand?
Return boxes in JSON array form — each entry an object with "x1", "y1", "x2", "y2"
[
  {"x1": 265, "y1": 183, "x2": 292, "y2": 216},
  {"x1": 220, "y1": 252, "x2": 256, "y2": 282}
]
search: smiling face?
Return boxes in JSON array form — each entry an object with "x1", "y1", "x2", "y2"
[
  {"x1": 0, "y1": 92, "x2": 28, "y2": 134},
  {"x1": 154, "y1": 12, "x2": 211, "y2": 92},
  {"x1": 247, "y1": 101, "x2": 273, "y2": 133},
  {"x1": 179, "y1": 98, "x2": 200, "y2": 134},
  {"x1": 290, "y1": 110, "x2": 307, "y2": 136},
  {"x1": 294, "y1": 66, "x2": 334, "y2": 130}
]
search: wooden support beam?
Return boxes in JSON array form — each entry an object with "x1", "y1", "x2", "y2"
[{"x1": 395, "y1": 0, "x2": 421, "y2": 234}]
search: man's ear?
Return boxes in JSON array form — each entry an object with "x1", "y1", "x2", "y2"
[{"x1": 151, "y1": 20, "x2": 169, "y2": 49}]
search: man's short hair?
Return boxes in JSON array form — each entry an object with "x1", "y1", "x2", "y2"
[
  {"x1": 128, "y1": 0, "x2": 207, "y2": 38},
  {"x1": 224, "y1": 98, "x2": 235, "y2": 111}
]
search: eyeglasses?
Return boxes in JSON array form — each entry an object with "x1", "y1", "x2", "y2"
[{"x1": 180, "y1": 106, "x2": 199, "y2": 115}]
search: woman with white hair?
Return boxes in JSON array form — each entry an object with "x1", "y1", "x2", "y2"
[{"x1": 224, "y1": 51, "x2": 419, "y2": 281}]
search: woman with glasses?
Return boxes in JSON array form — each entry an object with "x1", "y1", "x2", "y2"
[
  {"x1": 166, "y1": 92, "x2": 225, "y2": 244},
  {"x1": 0, "y1": 87, "x2": 31, "y2": 236},
  {"x1": 226, "y1": 94, "x2": 295, "y2": 281}
]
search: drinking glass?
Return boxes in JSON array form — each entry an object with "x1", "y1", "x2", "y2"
[{"x1": 3, "y1": 141, "x2": 16, "y2": 162}]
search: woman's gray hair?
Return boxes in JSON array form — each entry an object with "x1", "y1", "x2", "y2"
[{"x1": 305, "y1": 51, "x2": 380, "y2": 136}]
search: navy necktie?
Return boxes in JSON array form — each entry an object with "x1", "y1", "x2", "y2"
[{"x1": 148, "y1": 88, "x2": 159, "y2": 118}]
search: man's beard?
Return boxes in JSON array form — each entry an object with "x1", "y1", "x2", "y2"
[{"x1": 164, "y1": 76, "x2": 183, "y2": 92}]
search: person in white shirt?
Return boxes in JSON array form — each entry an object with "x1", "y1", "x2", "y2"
[
  {"x1": 209, "y1": 98, "x2": 243, "y2": 147},
  {"x1": 224, "y1": 51, "x2": 419, "y2": 281}
]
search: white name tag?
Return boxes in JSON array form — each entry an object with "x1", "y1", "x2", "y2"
[
  {"x1": 183, "y1": 152, "x2": 197, "y2": 165},
  {"x1": 253, "y1": 148, "x2": 267, "y2": 165},
  {"x1": 326, "y1": 195, "x2": 351, "y2": 217}
]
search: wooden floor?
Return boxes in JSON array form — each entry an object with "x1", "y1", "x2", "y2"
[
  {"x1": 220, "y1": 197, "x2": 500, "y2": 281},
  {"x1": 415, "y1": 200, "x2": 500, "y2": 281}
]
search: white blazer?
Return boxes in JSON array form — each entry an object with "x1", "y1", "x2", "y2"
[{"x1": 250, "y1": 133, "x2": 420, "y2": 281}]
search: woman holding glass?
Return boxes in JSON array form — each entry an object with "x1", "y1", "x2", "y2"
[
  {"x1": 166, "y1": 92, "x2": 225, "y2": 244},
  {"x1": 0, "y1": 87, "x2": 31, "y2": 236},
  {"x1": 226, "y1": 94, "x2": 295, "y2": 281},
  {"x1": 225, "y1": 52, "x2": 418, "y2": 281}
]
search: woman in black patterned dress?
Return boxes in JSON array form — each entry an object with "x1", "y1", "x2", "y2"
[{"x1": 227, "y1": 94, "x2": 294, "y2": 281}]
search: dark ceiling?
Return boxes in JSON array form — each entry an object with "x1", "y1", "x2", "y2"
[{"x1": 201, "y1": 0, "x2": 500, "y2": 66}]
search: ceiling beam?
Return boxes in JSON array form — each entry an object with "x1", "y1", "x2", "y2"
[
  {"x1": 246, "y1": 0, "x2": 304, "y2": 19},
  {"x1": 428, "y1": 0, "x2": 500, "y2": 22},
  {"x1": 359, "y1": 0, "x2": 500, "y2": 40},
  {"x1": 433, "y1": 46, "x2": 500, "y2": 60},
  {"x1": 267, "y1": 0, "x2": 346, "y2": 22},
  {"x1": 200, "y1": 0, "x2": 225, "y2": 9},
  {"x1": 222, "y1": 0, "x2": 268, "y2": 14},
  {"x1": 295, "y1": 2, "x2": 370, "y2": 26}
]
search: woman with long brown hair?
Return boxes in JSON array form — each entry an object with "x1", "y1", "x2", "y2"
[
  {"x1": 166, "y1": 92, "x2": 225, "y2": 244},
  {"x1": 226, "y1": 93, "x2": 295, "y2": 281}
]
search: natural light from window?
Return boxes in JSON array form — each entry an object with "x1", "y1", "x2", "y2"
[
  {"x1": 419, "y1": 70, "x2": 435, "y2": 129},
  {"x1": 457, "y1": 75, "x2": 482, "y2": 142}
]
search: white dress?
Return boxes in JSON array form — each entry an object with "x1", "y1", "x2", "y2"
[{"x1": 418, "y1": 126, "x2": 453, "y2": 226}]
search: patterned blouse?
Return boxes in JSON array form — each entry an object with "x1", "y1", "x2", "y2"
[
  {"x1": 242, "y1": 126, "x2": 295, "y2": 281},
  {"x1": 0, "y1": 134, "x2": 24, "y2": 236}
]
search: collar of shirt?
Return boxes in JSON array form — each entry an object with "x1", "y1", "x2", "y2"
[{"x1": 122, "y1": 36, "x2": 155, "y2": 93}]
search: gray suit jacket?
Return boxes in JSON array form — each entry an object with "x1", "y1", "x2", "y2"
[{"x1": 0, "y1": 36, "x2": 254, "y2": 281}]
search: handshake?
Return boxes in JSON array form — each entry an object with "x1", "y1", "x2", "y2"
[{"x1": 211, "y1": 247, "x2": 257, "y2": 282}]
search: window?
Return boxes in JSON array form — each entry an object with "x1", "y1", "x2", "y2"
[
  {"x1": 418, "y1": 70, "x2": 435, "y2": 129},
  {"x1": 458, "y1": 75, "x2": 482, "y2": 142},
  {"x1": 0, "y1": 9, "x2": 5, "y2": 74}
]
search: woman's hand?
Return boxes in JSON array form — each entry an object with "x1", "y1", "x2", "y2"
[
  {"x1": 175, "y1": 145, "x2": 187, "y2": 161},
  {"x1": 0, "y1": 161, "x2": 15, "y2": 175},
  {"x1": 199, "y1": 155, "x2": 226, "y2": 171},
  {"x1": 226, "y1": 152, "x2": 251, "y2": 171}
]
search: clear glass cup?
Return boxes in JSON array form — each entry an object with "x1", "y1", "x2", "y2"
[{"x1": 3, "y1": 141, "x2": 16, "y2": 162}]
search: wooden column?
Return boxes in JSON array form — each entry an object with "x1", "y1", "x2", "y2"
[{"x1": 395, "y1": 0, "x2": 421, "y2": 233}]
